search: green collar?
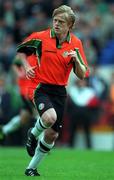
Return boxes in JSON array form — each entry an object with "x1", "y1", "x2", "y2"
[{"x1": 50, "y1": 28, "x2": 71, "y2": 43}]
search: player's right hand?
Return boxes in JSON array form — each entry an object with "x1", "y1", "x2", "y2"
[{"x1": 25, "y1": 65, "x2": 37, "y2": 79}]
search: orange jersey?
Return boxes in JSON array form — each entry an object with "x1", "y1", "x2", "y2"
[
  {"x1": 26, "y1": 55, "x2": 40, "y2": 101},
  {"x1": 17, "y1": 69, "x2": 38, "y2": 101},
  {"x1": 16, "y1": 67, "x2": 31, "y2": 98},
  {"x1": 13, "y1": 57, "x2": 33, "y2": 99},
  {"x1": 17, "y1": 28, "x2": 89, "y2": 87}
]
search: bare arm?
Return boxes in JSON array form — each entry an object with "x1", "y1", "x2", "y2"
[{"x1": 17, "y1": 53, "x2": 37, "y2": 79}]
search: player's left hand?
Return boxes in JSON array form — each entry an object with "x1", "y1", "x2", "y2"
[
  {"x1": 68, "y1": 50, "x2": 78, "y2": 61},
  {"x1": 68, "y1": 50, "x2": 79, "y2": 63}
]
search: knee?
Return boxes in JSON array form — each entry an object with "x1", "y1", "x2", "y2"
[{"x1": 41, "y1": 108, "x2": 57, "y2": 127}]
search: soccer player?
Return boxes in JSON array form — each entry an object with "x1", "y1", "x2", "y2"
[
  {"x1": 0, "y1": 56, "x2": 37, "y2": 145},
  {"x1": 17, "y1": 5, "x2": 89, "y2": 176}
]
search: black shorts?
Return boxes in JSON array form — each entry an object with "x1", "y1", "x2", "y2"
[
  {"x1": 34, "y1": 83, "x2": 67, "y2": 132},
  {"x1": 21, "y1": 95, "x2": 34, "y2": 114}
]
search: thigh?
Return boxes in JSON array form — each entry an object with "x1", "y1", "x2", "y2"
[
  {"x1": 34, "y1": 84, "x2": 66, "y2": 132},
  {"x1": 34, "y1": 91, "x2": 54, "y2": 117},
  {"x1": 49, "y1": 95, "x2": 66, "y2": 132}
]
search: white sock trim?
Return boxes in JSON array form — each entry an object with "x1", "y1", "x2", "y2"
[{"x1": 40, "y1": 137, "x2": 55, "y2": 149}]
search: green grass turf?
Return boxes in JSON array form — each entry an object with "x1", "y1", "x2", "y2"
[{"x1": 0, "y1": 147, "x2": 114, "y2": 180}]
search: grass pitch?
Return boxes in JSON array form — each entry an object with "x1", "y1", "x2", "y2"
[{"x1": 0, "y1": 147, "x2": 114, "y2": 180}]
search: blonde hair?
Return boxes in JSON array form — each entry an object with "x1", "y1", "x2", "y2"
[{"x1": 52, "y1": 5, "x2": 76, "y2": 29}]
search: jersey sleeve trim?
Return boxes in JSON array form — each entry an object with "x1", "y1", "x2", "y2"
[
  {"x1": 17, "y1": 39, "x2": 42, "y2": 65},
  {"x1": 74, "y1": 48, "x2": 88, "y2": 69},
  {"x1": 17, "y1": 39, "x2": 41, "y2": 54}
]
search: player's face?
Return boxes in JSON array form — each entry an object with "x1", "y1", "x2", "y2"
[{"x1": 53, "y1": 13, "x2": 70, "y2": 36}]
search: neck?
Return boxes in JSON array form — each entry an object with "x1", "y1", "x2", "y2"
[{"x1": 56, "y1": 33, "x2": 68, "y2": 44}]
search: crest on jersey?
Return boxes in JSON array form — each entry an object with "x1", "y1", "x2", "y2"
[{"x1": 62, "y1": 51, "x2": 69, "y2": 57}]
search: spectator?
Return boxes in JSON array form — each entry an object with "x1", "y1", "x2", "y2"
[
  {"x1": 0, "y1": 33, "x2": 16, "y2": 71},
  {"x1": 89, "y1": 65, "x2": 108, "y2": 100},
  {"x1": 107, "y1": 72, "x2": 114, "y2": 128},
  {"x1": 0, "y1": 71, "x2": 12, "y2": 125},
  {"x1": 66, "y1": 78, "x2": 100, "y2": 148}
]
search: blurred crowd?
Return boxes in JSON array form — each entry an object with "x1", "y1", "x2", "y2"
[{"x1": 0, "y1": 0, "x2": 114, "y2": 147}]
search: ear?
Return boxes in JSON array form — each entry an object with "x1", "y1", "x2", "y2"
[{"x1": 68, "y1": 21, "x2": 73, "y2": 29}]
